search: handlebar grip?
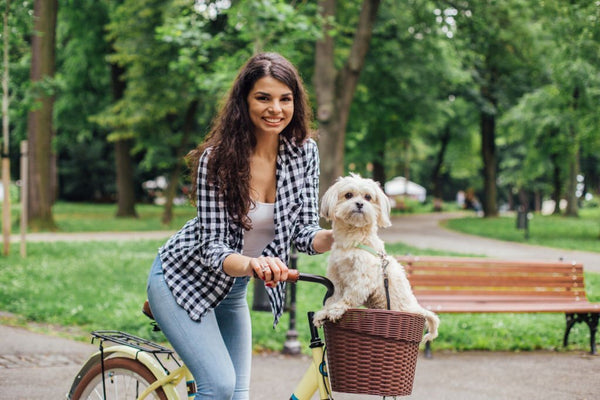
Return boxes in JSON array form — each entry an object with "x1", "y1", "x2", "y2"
[{"x1": 286, "y1": 269, "x2": 299, "y2": 283}]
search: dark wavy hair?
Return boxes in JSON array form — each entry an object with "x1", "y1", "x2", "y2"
[{"x1": 186, "y1": 52, "x2": 313, "y2": 230}]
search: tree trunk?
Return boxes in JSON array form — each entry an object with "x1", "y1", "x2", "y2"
[
  {"x1": 115, "y1": 138, "x2": 137, "y2": 217},
  {"x1": 27, "y1": 0, "x2": 58, "y2": 231},
  {"x1": 480, "y1": 108, "x2": 498, "y2": 217},
  {"x1": 371, "y1": 148, "x2": 385, "y2": 187},
  {"x1": 2, "y1": 0, "x2": 11, "y2": 255},
  {"x1": 162, "y1": 100, "x2": 198, "y2": 225},
  {"x1": 564, "y1": 87, "x2": 580, "y2": 217},
  {"x1": 550, "y1": 152, "x2": 562, "y2": 215},
  {"x1": 314, "y1": 0, "x2": 381, "y2": 201},
  {"x1": 431, "y1": 125, "x2": 451, "y2": 201},
  {"x1": 109, "y1": 58, "x2": 137, "y2": 218}
]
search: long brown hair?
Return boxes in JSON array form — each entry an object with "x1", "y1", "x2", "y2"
[{"x1": 186, "y1": 52, "x2": 313, "y2": 230}]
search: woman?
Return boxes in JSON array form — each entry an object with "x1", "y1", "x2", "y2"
[{"x1": 147, "y1": 52, "x2": 333, "y2": 399}]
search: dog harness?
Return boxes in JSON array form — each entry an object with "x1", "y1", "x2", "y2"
[{"x1": 355, "y1": 243, "x2": 392, "y2": 310}]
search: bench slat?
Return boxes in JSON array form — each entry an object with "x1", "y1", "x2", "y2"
[
  {"x1": 413, "y1": 289, "x2": 587, "y2": 298},
  {"x1": 408, "y1": 275, "x2": 585, "y2": 287},
  {"x1": 419, "y1": 301, "x2": 600, "y2": 313},
  {"x1": 415, "y1": 294, "x2": 587, "y2": 302},
  {"x1": 398, "y1": 255, "x2": 583, "y2": 269},
  {"x1": 404, "y1": 265, "x2": 583, "y2": 275}
]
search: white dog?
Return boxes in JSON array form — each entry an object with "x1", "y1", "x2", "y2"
[{"x1": 313, "y1": 174, "x2": 440, "y2": 342}]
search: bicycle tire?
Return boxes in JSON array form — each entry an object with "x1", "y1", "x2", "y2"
[{"x1": 70, "y1": 357, "x2": 168, "y2": 400}]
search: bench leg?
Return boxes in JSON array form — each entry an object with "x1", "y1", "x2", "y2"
[
  {"x1": 424, "y1": 341, "x2": 433, "y2": 359},
  {"x1": 588, "y1": 313, "x2": 598, "y2": 355},
  {"x1": 564, "y1": 313, "x2": 598, "y2": 355}
]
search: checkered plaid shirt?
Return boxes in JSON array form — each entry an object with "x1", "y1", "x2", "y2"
[{"x1": 159, "y1": 137, "x2": 322, "y2": 326}]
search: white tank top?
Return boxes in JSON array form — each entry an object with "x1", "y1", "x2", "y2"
[{"x1": 242, "y1": 202, "x2": 276, "y2": 257}]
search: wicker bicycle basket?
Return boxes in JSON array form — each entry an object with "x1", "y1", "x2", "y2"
[{"x1": 323, "y1": 308, "x2": 425, "y2": 397}]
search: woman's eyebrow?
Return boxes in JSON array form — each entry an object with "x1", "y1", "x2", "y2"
[{"x1": 253, "y1": 90, "x2": 293, "y2": 97}]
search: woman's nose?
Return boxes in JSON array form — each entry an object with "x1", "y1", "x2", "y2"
[{"x1": 269, "y1": 101, "x2": 282, "y2": 113}]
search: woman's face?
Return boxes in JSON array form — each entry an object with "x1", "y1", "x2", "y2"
[{"x1": 247, "y1": 76, "x2": 294, "y2": 138}]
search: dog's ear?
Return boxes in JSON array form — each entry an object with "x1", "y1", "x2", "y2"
[
  {"x1": 374, "y1": 182, "x2": 392, "y2": 228},
  {"x1": 320, "y1": 179, "x2": 340, "y2": 221}
]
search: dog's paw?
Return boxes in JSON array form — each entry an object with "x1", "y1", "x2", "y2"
[
  {"x1": 312, "y1": 310, "x2": 328, "y2": 328},
  {"x1": 326, "y1": 305, "x2": 347, "y2": 322}
]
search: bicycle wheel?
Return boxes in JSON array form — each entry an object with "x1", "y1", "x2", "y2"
[{"x1": 71, "y1": 357, "x2": 168, "y2": 400}]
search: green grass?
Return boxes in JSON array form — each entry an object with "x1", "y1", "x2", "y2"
[
  {"x1": 1, "y1": 240, "x2": 597, "y2": 354},
  {"x1": 1, "y1": 202, "x2": 599, "y2": 353},
  {"x1": 2, "y1": 201, "x2": 197, "y2": 233},
  {"x1": 444, "y1": 208, "x2": 600, "y2": 253}
]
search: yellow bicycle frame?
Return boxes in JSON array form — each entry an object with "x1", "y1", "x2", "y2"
[{"x1": 290, "y1": 342, "x2": 331, "y2": 400}]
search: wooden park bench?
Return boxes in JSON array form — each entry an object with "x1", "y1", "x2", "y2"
[{"x1": 396, "y1": 255, "x2": 600, "y2": 357}]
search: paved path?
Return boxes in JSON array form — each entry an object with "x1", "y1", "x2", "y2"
[
  {"x1": 2, "y1": 212, "x2": 599, "y2": 399},
  {"x1": 2, "y1": 323, "x2": 598, "y2": 400},
  {"x1": 381, "y1": 212, "x2": 600, "y2": 273}
]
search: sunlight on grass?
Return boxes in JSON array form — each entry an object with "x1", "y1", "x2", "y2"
[{"x1": 444, "y1": 208, "x2": 600, "y2": 253}]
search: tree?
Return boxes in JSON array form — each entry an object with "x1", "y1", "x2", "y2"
[
  {"x1": 27, "y1": 0, "x2": 58, "y2": 231},
  {"x1": 2, "y1": 0, "x2": 11, "y2": 254},
  {"x1": 314, "y1": 0, "x2": 382, "y2": 196},
  {"x1": 55, "y1": 1, "x2": 115, "y2": 202},
  {"x1": 499, "y1": 1, "x2": 600, "y2": 217},
  {"x1": 101, "y1": 0, "x2": 320, "y2": 224},
  {"x1": 345, "y1": 0, "x2": 476, "y2": 203},
  {"x1": 442, "y1": 0, "x2": 541, "y2": 217}
]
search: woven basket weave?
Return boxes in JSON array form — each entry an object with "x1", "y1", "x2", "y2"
[{"x1": 323, "y1": 308, "x2": 425, "y2": 397}]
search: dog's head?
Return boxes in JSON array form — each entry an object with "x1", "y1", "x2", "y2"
[{"x1": 320, "y1": 173, "x2": 391, "y2": 229}]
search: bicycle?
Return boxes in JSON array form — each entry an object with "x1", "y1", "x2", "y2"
[{"x1": 66, "y1": 270, "x2": 337, "y2": 400}]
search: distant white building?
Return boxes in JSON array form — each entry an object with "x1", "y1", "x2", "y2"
[{"x1": 384, "y1": 176, "x2": 427, "y2": 203}]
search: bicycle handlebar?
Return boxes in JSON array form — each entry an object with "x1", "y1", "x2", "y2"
[
  {"x1": 254, "y1": 269, "x2": 334, "y2": 305},
  {"x1": 294, "y1": 272, "x2": 335, "y2": 305}
]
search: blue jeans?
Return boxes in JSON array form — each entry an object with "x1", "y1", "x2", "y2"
[{"x1": 147, "y1": 255, "x2": 251, "y2": 400}]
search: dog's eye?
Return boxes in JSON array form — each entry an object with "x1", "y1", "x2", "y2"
[
  {"x1": 364, "y1": 194, "x2": 372, "y2": 201},
  {"x1": 344, "y1": 192, "x2": 353, "y2": 200}
]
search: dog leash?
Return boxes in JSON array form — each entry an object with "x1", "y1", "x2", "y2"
[{"x1": 355, "y1": 243, "x2": 391, "y2": 310}]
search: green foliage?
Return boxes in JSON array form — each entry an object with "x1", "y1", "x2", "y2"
[
  {"x1": 498, "y1": 1, "x2": 600, "y2": 199},
  {"x1": 1, "y1": 0, "x2": 599, "y2": 227},
  {"x1": 1, "y1": 0, "x2": 34, "y2": 175}
]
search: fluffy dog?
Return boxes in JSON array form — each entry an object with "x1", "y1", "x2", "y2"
[{"x1": 313, "y1": 174, "x2": 440, "y2": 342}]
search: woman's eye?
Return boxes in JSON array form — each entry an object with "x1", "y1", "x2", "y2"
[
  {"x1": 345, "y1": 192, "x2": 353, "y2": 199},
  {"x1": 364, "y1": 194, "x2": 372, "y2": 201}
]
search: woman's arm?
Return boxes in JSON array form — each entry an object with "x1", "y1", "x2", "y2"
[{"x1": 312, "y1": 229, "x2": 334, "y2": 254}]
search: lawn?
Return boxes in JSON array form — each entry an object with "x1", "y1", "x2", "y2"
[
  {"x1": 1, "y1": 202, "x2": 599, "y2": 353},
  {"x1": 4, "y1": 201, "x2": 197, "y2": 233},
  {"x1": 0, "y1": 239, "x2": 597, "y2": 354},
  {"x1": 445, "y1": 208, "x2": 600, "y2": 253}
]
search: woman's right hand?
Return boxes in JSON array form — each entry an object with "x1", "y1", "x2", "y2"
[{"x1": 251, "y1": 256, "x2": 289, "y2": 287}]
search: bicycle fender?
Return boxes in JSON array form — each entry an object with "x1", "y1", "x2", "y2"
[{"x1": 65, "y1": 345, "x2": 179, "y2": 399}]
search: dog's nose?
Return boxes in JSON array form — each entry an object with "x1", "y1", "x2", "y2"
[{"x1": 356, "y1": 202, "x2": 364, "y2": 209}]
